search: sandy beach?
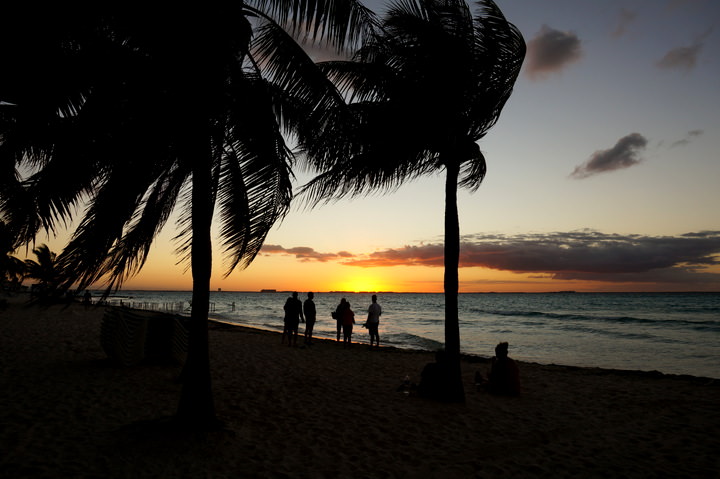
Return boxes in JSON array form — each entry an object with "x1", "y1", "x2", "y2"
[{"x1": 1, "y1": 293, "x2": 718, "y2": 478}]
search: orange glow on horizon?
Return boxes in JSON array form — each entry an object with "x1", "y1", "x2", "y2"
[{"x1": 18, "y1": 235, "x2": 720, "y2": 294}]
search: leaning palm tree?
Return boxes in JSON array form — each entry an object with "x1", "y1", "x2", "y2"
[
  {"x1": 301, "y1": 0, "x2": 525, "y2": 401},
  {"x1": 0, "y1": 3, "x2": 374, "y2": 428}
]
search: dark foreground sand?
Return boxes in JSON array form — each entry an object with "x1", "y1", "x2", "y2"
[{"x1": 1, "y1": 293, "x2": 718, "y2": 478}]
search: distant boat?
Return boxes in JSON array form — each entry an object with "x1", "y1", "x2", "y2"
[{"x1": 260, "y1": 289, "x2": 276, "y2": 293}]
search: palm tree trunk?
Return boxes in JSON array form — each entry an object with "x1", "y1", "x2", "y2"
[
  {"x1": 444, "y1": 160, "x2": 465, "y2": 402},
  {"x1": 177, "y1": 138, "x2": 219, "y2": 429}
]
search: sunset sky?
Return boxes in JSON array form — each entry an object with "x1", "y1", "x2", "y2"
[{"x1": 31, "y1": 0, "x2": 720, "y2": 293}]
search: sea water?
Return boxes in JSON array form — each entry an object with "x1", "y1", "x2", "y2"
[{"x1": 106, "y1": 291, "x2": 720, "y2": 379}]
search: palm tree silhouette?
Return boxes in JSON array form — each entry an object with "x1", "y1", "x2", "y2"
[
  {"x1": 24, "y1": 244, "x2": 61, "y2": 299},
  {"x1": 0, "y1": 3, "x2": 373, "y2": 428},
  {"x1": 301, "y1": 0, "x2": 525, "y2": 401}
]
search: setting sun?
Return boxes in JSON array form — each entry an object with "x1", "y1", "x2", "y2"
[{"x1": 333, "y1": 275, "x2": 388, "y2": 293}]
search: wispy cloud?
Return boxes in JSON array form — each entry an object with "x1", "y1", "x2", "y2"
[
  {"x1": 570, "y1": 133, "x2": 648, "y2": 179},
  {"x1": 612, "y1": 8, "x2": 637, "y2": 37},
  {"x1": 260, "y1": 244, "x2": 344, "y2": 262},
  {"x1": 656, "y1": 29, "x2": 712, "y2": 71},
  {"x1": 670, "y1": 129, "x2": 704, "y2": 148},
  {"x1": 525, "y1": 25, "x2": 582, "y2": 79},
  {"x1": 666, "y1": 0, "x2": 699, "y2": 12},
  {"x1": 264, "y1": 231, "x2": 720, "y2": 288}
]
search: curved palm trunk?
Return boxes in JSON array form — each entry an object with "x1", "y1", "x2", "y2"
[
  {"x1": 177, "y1": 138, "x2": 219, "y2": 429},
  {"x1": 444, "y1": 160, "x2": 465, "y2": 402}
]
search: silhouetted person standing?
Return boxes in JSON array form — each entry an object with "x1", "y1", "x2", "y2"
[
  {"x1": 303, "y1": 292, "x2": 317, "y2": 345},
  {"x1": 82, "y1": 290, "x2": 92, "y2": 307},
  {"x1": 334, "y1": 298, "x2": 347, "y2": 341},
  {"x1": 341, "y1": 301, "x2": 355, "y2": 347},
  {"x1": 282, "y1": 292, "x2": 304, "y2": 347},
  {"x1": 367, "y1": 294, "x2": 382, "y2": 348}
]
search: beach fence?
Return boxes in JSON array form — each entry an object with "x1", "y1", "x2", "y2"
[
  {"x1": 100, "y1": 299, "x2": 218, "y2": 366},
  {"x1": 101, "y1": 308, "x2": 189, "y2": 366},
  {"x1": 106, "y1": 299, "x2": 216, "y2": 314}
]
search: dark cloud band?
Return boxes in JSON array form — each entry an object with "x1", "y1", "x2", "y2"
[{"x1": 262, "y1": 231, "x2": 720, "y2": 288}]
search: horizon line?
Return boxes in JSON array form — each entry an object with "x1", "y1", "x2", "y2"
[{"x1": 84, "y1": 289, "x2": 720, "y2": 294}]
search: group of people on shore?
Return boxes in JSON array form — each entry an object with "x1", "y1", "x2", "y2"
[
  {"x1": 280, "y1": 292, "x2": 520, "y2": 396},
  {"x1": 281, "y1": 293, "x2": 382, "y2": 348},
  {"x1": 332, "y1": 294, "x2": 382, "y2": 348}
]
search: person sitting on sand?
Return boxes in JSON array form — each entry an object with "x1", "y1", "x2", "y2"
[
  {"x1": 476, "y1": 342, "x2": 520, "y2": 396},
  {"x1": 417, "y1": 350, "x2": 453, "y2": 401},
  {"x1": 341, "y1": 301, "x2": 355, "y2": 347}
]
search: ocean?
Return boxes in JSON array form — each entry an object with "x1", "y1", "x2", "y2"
[{"x1": 105, "y1": 291, "x2": 720, "y2": 379}]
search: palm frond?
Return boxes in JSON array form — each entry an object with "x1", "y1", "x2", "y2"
[
  {"x1": 91, "y1": 163, "x2": 188, "y2": 291},
  {"x1": 218, "y1": 143, "x2": 293, "y2": 274},
  {"x1": 249, "y1": 0, "x2": 378, "y2": 51},
  {"x1": 299, "y1": 0, "x2": 524, "y2": 205},
  {"x1": 466, "y1": 0, "x2": 526, "y2": 139},
  {"x1": 251, "y1": 20, "x2": 349, "y2": 134},
  {"x1": 214, "y1": 75, "x2": 294, "y2": 275}
]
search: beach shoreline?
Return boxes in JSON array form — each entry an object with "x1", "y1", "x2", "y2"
[{"x1": 1, "y1": 293, "x2": 718, "y2": 477}]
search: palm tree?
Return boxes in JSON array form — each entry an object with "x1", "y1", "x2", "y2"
[
  {"x1": 301, "y1": 0, "x2": 525, "y2": 401},
  {"x1": 24, "y1": 244, "x2": 62, "y2": 299},
  {"x1": 0, "y1": 3, "x2": 374, "y2": 428}
]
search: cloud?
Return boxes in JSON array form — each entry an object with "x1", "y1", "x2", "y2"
[
  {"x1": 656, "y1": 29, "x2": 712, "y2": 71},
  {"x1": 656, "y1": 44, "x2": 702, "y2": 71},
  {"x1": 670, "y1": 129, "x2": 704, "y2": 148},
  {"x1": 666, "y1": 0, "x2": 698, "y2": 11},
  {"x1": 343, "y1": 244, "x2": 445, "y2": 268},
  {"x1": 260, "y1": 244, "x2": 347, "y2": 262},
  {"x1": 612, "y1": 9, "x2": 637, "y2": 37},
  {"x1": 343, "y1": 231, "x2": 720, "y2": 287},
  {"x1": 525, "y1": 25, "x2": 582, "y2": 79},
  {"x1": 264, "y1": 231, "x2": 720, "y2": 289},
  {"x1": 571, "y1": 133, "x2": 647, "y2": 179}
]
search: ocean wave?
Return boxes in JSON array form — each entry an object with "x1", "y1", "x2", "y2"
[
  {"x1": 383, "y1": 332, "x2": 444, "y2": 352},
  {"x1": 472, "y1": 308, "x2": 720, "y2": 330}
]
